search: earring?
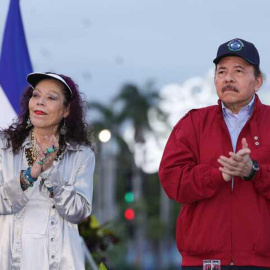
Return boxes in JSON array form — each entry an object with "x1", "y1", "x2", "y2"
[
  {"x1": 60, "y1": 119, "x2": 68, "y2": 135},
  {"x1": 26, "y1": 117, "x2": 32, "y2": 129}
]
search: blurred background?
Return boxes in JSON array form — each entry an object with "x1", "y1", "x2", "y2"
[{"x1": 1, "y1": 1, "x2": 270, "y2": 269}]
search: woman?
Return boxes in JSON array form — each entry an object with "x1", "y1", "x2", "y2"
[{"x1": 0, "y1": 72, "x2": 95, "y2": 270}]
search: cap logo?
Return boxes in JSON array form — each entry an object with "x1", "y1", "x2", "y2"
[{"x1": 227, "y1": 39, "x2": 244, "y2": 52}]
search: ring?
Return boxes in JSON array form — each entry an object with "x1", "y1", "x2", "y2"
[
  {"x1": 38, "y1": 156, "x2": 46, "y2": 165},
  {"x1": 45, "y1": 146, "x2": 57, "y2": 154}
]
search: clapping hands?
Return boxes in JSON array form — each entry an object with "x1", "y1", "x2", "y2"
[
  {"x1": 31, "y1": 135, "x2": 59, "y2": 179},
  {"x1": 217, "y1": 138, "x2": 254, "y2": 182}
]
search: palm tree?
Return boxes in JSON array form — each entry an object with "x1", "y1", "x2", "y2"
[
  {"x1": 87, "y1": 102, "x2": 132, "y2": 225},
  {"x1": 113, "y1": 81, "x2": 166, "y2": 197},
  {"x1": 114, "y1": 82, "x2": 164, "y2": 143},
  {"x1": 87, "y1": 82, "x2": 169, "y2": 268},
  {"x1": 87, "y1": 101, "x2": 132, "y2": 162},
  {"x1": 114, "y1": 82, "x2": 167, "y2": 266}
]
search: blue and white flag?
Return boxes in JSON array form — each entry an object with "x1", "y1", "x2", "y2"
[{"x1": 0, "y1": 0, "x2": 33, "y2": 126}]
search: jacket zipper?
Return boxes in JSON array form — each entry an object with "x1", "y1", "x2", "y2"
[
  {"x1": 220, "y1": 97, "x2": 257, "y2": 266},
  {"x1": 230, "y1": 181, "x2": 234, "y2": 266}
]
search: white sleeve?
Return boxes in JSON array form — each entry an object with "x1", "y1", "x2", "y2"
[
  {"x1": 0, "y1": 150, "x2": 29, "y2": 214},
  {"x1": 43, "y1": 150, "x2": 95, "y2": 224}
]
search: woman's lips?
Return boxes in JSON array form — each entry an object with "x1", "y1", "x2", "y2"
[{"x1": 35, "y1": 110, "x2": 46, "y2": 115}]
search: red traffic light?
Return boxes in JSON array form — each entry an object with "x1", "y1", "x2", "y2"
[{"x1": 124, "y1": 208, "x2": 135, "y2": 220}]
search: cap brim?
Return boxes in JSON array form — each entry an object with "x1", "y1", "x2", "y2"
[
  {"x1": 213, "y1": 53, "x2": 258, "y2": 65},
  {"x1": 27, "y1": 72, "x2": 73, "y2": 96}
]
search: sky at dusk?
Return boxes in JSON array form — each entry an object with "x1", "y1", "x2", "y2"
[
  {"x1": 1, "y1": 0, "x2": 270, "y2": 104},
  {"x1": 2, "y1": 0, "x2": 270, "y2": 172}
]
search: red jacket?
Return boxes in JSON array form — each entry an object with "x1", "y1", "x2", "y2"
[{"x1": 159, "y1": 95, "x2": 270, "y2": 267}]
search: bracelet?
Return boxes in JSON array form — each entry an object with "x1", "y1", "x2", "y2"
[
  {"x1": 47, "y1": 187, "x2": 54, "y2": 198},
  {"x1": 40, "y1": 176, "x2": 54, "y2": 198},
  {"x1": 22, "y1": 167, "x2": 37, "y2": 187},
  {"x1": 20, "y1": 170, "x2": 29, "y2": 191},
  {"x1": 20, "y1": 177, "x2": 29, "y2": 191}
]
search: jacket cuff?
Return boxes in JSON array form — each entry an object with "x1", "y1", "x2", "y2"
[
  {"x1": 3, "y1": 177, "x2": 29, "y2": 212},
  {"x1": 40, "y1": 165, "x2": 55, "y2": 180},
  {"x1": 210, "y1": 168, "x2": 224, "y2": 187},
  {"x1": 251, "y1": 164, "x2": 263, "y2": 182}
]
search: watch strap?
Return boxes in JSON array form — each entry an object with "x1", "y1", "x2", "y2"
[{"x1": 242, "y1": 160, "x2": 259, "y2": 181}]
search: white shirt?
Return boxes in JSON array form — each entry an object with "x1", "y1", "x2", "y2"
[{"x1": 222, "y1": 95, "x2": 255, "y2": 151}]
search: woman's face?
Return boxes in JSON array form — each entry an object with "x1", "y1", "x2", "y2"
[{"x1": 28, "y1": 79, "x2": 70, "y2": 131}]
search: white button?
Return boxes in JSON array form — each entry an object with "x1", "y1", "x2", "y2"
[
  {"x1": 255, "y1": 142, "x2": 259, "y2": 146},
  {"x1": 51, "y1": 255, "x2": 55, "y2": 259},
  {"x1": 254, "y1": 136, "x2": 258, "y2": 140}
]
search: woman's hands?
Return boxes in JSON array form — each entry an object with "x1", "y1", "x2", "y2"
[{"x1": 31, "y1": 135, "x2": 59, "y2": 179}]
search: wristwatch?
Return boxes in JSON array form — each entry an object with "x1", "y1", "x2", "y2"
[{"x1": 242, "y1": 160, "x2": 259, "y2": 181}]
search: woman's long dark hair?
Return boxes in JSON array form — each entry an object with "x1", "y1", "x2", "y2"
[{"x1": 1, "y1": 73, "x2": 94, "y2": 153}]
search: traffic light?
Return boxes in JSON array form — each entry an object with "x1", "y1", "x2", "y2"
[
  {"x1": 123, "y1": 172, "x2": 135, "y2": 238},
  {"x1": 124, "y1": 193, "x2": 135, "y2": 221},
  {"x1": 124, "y1": 191, "x2": 134, "y2": 203},
  {"x1": 124, "y1": 208, "x2": 135, "y2": 220}
]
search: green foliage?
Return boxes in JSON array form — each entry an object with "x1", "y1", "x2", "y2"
[
  {"x1": 143, "y1": 173, "x2": 160, "y2": 216},
  {"x1": 109, "y1": 262, "x2": 141, "y2": 270},
  {"x1": 86, "y1": 81, "x2": 174, "y2": 268},
  {"x1": 99, "y1": 262, "x2": 107, "y2": 270},
  {"x1": 146, "y1": 216, "x2": 166, "y2": 241},
  {"x1": 113, "y1": 82, "x2": 166, "y2": 143},
  {"x1": 79, "y1": 215, "x2": 120, "y2": 265}
]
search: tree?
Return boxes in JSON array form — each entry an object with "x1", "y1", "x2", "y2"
[
  {"x1": 114, "y1": 82, "x2": 163, "y2": 143},
  {"x1": 87, "y1": 82, "x2": 169, "y2": 269},
  {"x1": 113, "y1": 82, "x2": 166, "y2": 266}
]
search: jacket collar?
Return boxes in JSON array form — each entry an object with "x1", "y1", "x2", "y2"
[
  {"x1": 22, "y1": 135, "x2": 31, "y2": 148},
  {"x1": 65, "y1": 141, "x2": 84, "y2": 151},
  {"x1": 217, "y1": 93, "x2": 262, "y2": 116}
]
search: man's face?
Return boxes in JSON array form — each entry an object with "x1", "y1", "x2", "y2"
[{"x1": 214, "y1": 56, "x2": 262, "y2": 113}]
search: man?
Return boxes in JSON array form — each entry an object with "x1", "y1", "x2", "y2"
[{"x1": 159, "y1": 38, "x2": 270, "y2": 269}]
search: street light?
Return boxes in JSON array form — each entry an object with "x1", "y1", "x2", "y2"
[
  {"x1": 98, "y1": 129, "x2": 111, "y2": 143},
  {"x1": 96, "y1": 128, "x2": 115, "y2": 223}
]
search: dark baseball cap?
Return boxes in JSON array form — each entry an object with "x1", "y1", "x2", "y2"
[{"x1": 213, "y1": 38, "x2": 260, "y2": 66}]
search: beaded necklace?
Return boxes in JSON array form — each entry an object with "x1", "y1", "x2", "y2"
[
  {"x1": 25, "y1": 130, "x2": 65, "y2": 167},
  {"x1": 25, "y1": 130, "x2": 66, "y2": 198}
]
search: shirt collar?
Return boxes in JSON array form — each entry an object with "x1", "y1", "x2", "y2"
[
  {"x1": 22, "y1": 134, "x2": 31, "y2": 148},
  {"x1": 222, "y1": 95, "x2": 255, "y2": 117}
]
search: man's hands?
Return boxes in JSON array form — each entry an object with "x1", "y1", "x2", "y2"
[{"x1": 217, "y1": 138, "x2": 253, "y2": 182}]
